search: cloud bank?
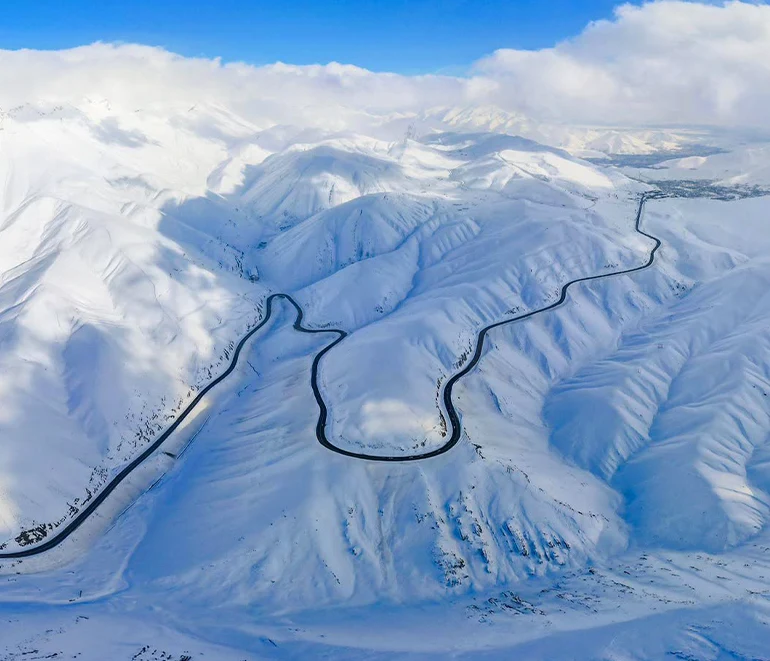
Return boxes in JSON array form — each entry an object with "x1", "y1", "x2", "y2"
[
  {"x1": 478, "y1": 0, "x2": 770, "y2": 127},
  {"x1": 2, "y1": 1, "x2": 769, "y2": 130}
]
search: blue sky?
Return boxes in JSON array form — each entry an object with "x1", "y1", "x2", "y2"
[{"x1": 0, "y1": 0, "x2": 625, "y2": 73}]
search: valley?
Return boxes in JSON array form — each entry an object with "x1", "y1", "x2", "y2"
[{"x1": 0, "y1": 55, "x2": 769, "y2": 658}]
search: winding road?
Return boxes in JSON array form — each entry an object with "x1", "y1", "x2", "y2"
[{"x1": 0, "y1": 192, "x2": 661, "y2": 559}]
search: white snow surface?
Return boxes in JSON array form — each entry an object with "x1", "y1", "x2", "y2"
[
  {"x1": 0, "y1": 94, "x2": 769, "y2": 659},
  {"x1": 642, "y1": 141, "x2": 770, "y2": 186}
]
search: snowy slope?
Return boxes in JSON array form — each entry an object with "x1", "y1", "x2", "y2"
[
  {"x1": 0, "y1": 93, "x2": 651, "y2": 551},
  {"x1": 0, "y1": 101, "x2": 268, "y2": 547},
  {"x1": 637, "y1": 141, "x2": 770, "y2": 186},
  {"x1": 0, "y1": 84, "x2": 769, "y2": 660},
  {"x1": 383, "y1": 105, "x2": 708, "y2": 157},
  {"x1": 255, "y1": 135, "x2": 645, "y2": 458}
]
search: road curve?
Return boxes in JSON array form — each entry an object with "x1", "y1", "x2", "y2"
[
  {"x1": 0, "y1": 193, "x2": 660, "y2": 559},
  {"x1": 0, "y1": 293, "x2": 320, "y2": 559},
  {"x1": 313, "y1": 192, "x2": 661, "y2": 461}
]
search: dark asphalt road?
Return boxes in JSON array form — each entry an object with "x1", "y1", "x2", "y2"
[
  {"x1": 314, "y1": 192, "x2": 661, "y2": 460},
  {"x1": 0, "y1": 193, "x2": 661, "y2": 559}
]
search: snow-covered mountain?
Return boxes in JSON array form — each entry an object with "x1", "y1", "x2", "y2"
[
  {"x1": 1, "y1": 79, "x2": 770, "y2": 660},
  {"x1": 378, "y1": 105, "x2": 709, "y2": 158}
]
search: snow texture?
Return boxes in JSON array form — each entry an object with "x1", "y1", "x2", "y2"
[{"x1": 0, "y1": 58, "x2": 770, "y2": 659}]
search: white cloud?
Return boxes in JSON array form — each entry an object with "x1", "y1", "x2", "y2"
[
  {"x1": 477, "y1": 1, "x2": 770, "y2": 127},
  {"x1": 0, "y1": 44, "x2": 473, "y2": 132},
  {"x1": 2, "y1": 2, "x2": 770, "y2": 130}
]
